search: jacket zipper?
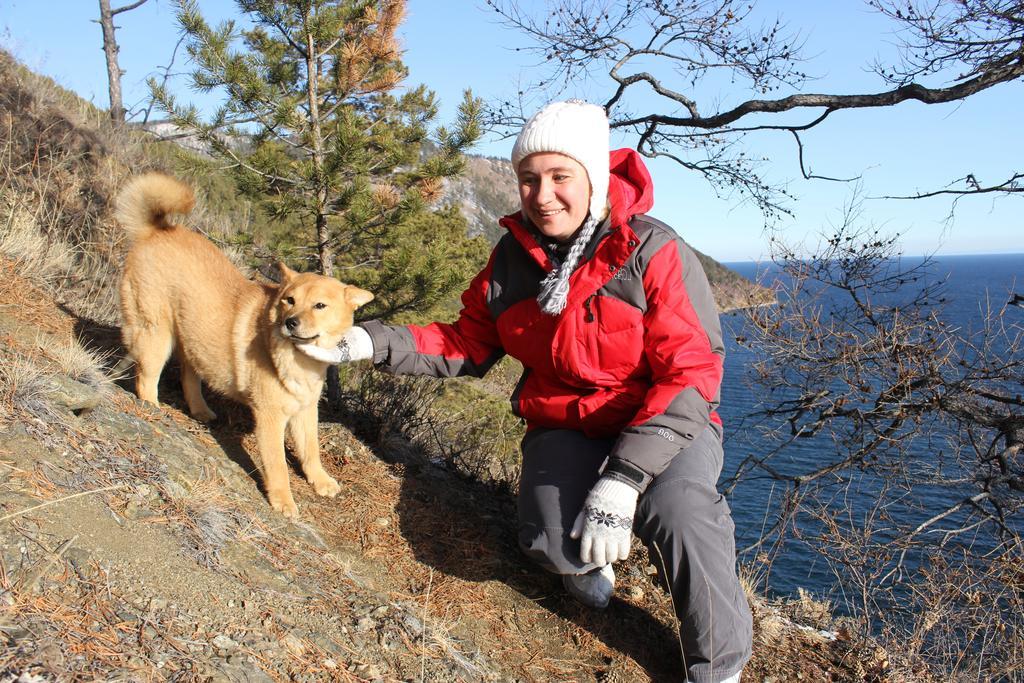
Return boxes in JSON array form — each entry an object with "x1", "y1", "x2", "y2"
[{"x1": 583, "y1": 294, "x2": 596, "y2": 323}]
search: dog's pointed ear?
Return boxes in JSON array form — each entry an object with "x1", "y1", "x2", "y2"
[
  {"x1": 276, "y1": 261, "x2": 298, "y2": 283},
  {"x1": 345, "y1": 286, "x2": 374, "y2": 309}
]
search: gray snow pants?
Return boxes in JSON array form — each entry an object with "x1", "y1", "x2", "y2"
[{"x1": 517, "y1": 424, "x2": 752, "y2": 683}]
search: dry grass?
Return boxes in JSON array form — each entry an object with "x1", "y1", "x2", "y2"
[
  {"x1": 157, "y1": 470, "x2": 255, "y2": 570},
  {"x1": 303, "y1": 437, "x2": 665, "y2": 680},
  {"x1": 0, "y1": 193, "x2": 77, "y2": 286},
  {"x1": 0, "y1": 274, "x2": 906, "y2": 682},
  {"x1": 0, "y1": 355, "x2": 56, "y2": 421},
  {"x1": 36, "y1": 333, "x2": 122, "y2": 392},
  {"x1": 0, "y1": 49, "x2": 254, "y2": 329},
  {"x1": 0, "y1": 259, "x2": 76, "y2": 337},
  {"x1": 0, "y1": 57, "x2": 128, "y2": 326}
]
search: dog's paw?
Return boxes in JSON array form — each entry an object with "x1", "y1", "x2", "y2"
[
  {"x1": 268, "y1": 491, "x2": 299, "y2": 518},
  {"x1": 311, "y1": 474, "x2": 341, "y2": 498},
  {"x1": 192, "y1": 407, "x2": 218, "y2": 423}
]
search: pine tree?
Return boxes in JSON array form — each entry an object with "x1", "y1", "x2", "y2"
[{"x1": 151, "y1": 0, "x2": 485, "y2": 318}]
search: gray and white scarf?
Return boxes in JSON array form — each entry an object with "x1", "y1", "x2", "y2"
[{"x1": 536, "y1": 213, "x2": 601, "y2": 316}]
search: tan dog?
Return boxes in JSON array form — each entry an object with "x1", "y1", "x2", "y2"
[{"x1": 115, "y1": 172, "x2": 373, "y2": 518}]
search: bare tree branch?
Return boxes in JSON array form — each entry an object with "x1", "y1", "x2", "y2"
[
  {"x1": 111, "y1": 0, "x2": 149, "y2": 15},
  {"x1": 877, "y1": 173, "x2": 1024, "y2": 199},
  {"x1": 731, "y1": 203, "x2": 1023, "y2": 674},
  {"x1": 140, "y1": 34, "x2": 187, "y2": 125},
  {"x1": 488, "y1": 0, "x2": 1024, "y2": 215}
]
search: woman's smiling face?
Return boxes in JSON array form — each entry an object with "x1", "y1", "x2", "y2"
[{"x1": 516, "y1": 152, "x2": 592, "y2": 242}]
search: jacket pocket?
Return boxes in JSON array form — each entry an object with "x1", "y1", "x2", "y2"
[
  {"x1": 566, "y1": 295, "x2": 645, "y2": 383},
  {"x1": 510, "y1": 367, "x2": 532, "y2": 418},
  {"x1": 575, "y1": 381, "x2": 647, "y2": 436}
]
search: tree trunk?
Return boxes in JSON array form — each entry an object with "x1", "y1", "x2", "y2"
[
  {"x1": 98, "y1": 0, "x2": 125, "y2": 123},
  {"x1": 315, "y1": 211, "x2": 333, "y2": 275},
  {"x1": 303, "y1": 14, "x2": 331, "y2": 276},
  {"x1": 302, "y1": 14, "x2": 342, "y2": 404},
  {"x1": 316, "y1": 213, "x2": 342, "y2": 403}
]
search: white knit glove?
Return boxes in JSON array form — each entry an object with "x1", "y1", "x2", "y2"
[
  {"x1": 570, "y1": 477, "x2": 639, "y2": 567},
  {"x1": 296, "y1": 326, "x2": 373, "y2": 363}
]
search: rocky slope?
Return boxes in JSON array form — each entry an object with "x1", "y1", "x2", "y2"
[{"x1": 0, "y1": 258, "x2": 889, "y2": 683}]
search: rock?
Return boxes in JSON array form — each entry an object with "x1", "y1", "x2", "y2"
[
  {"x1": 403, "y1": 614, "x2": 424, "y2": 636},
  {"x1": 212, "y1": 633, "x2": 240, "y2": 653},
  {"x1": 161, "y1": 480, "x2": 188, "y2": 500},
  {"x1": 46, "y1": 374, "x2": 102, "y2": 415},
  {"x1": 354, "y1": 663, "x2": 382, "y2": 680},
  {"x1": 12, "y1": 673, "x2": 50, "y2": 683},
  {"x1": 115, "y1": 609, "x2": 139, "y2": 623},
  {"x1": 281, "y1": 632, "x2": 306, "y2": 656},
  {"x1": 37, "y1": 643, "x2": 64, "y2": 671},
  {"x1": 121, "y1": 500, "x2": 143, "y2": 520},
  {"x1": 286, "y1": 521, "x2": 328, "y2": 549},
  {"x1": 211, "y1": 662, "x2": 275, "y2": 683},
  {"x1": 64, "y1": 547, "x2": 94, "y2": 580}
]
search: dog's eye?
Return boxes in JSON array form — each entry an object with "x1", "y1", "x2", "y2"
[
  {"x1": 313, "y1": 302, "x2": 327, "y2": 310},
  {"x1": 284, "y1": 297, "x2": 294, "y2": 305}
]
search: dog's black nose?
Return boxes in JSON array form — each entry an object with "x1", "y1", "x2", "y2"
[{"x1": 285, "y1": 317, "x2": 299, "y2": 330}]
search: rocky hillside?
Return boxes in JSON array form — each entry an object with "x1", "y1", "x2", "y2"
[
  {"x1": 441, "y1": 155, "x2": 520, "y2": 246},
  {"x1": 0, "y1": 49, "x2": 911, "y2": 682},
  {"x1": 443, "y1": 155, "x2": 774, "y2": 312},
  {"x1": 0, "y1": 259, "x2": 895, "y2": 682}
]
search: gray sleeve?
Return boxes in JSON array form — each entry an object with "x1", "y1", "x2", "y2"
[
  {"x1": 603, "y1": 388, "x2": 713, "y2": 491},
  {"x1": 361, "y1": 320, "x2": 504, "y2": 378}
]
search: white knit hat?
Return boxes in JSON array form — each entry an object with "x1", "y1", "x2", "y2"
[
  {"x1": 512, "y1": 100, "x2": 611, "y2": 316},
  {"x1": 511, "y1": 100, "x2": 610, "y2": 221}
]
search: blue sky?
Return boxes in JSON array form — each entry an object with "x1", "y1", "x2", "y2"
[{"x1": 2, "y1": 0, "x2": 1021, "y2": 261}]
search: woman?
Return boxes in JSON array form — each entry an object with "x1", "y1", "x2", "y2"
[{"x1": 301, "y1": 100, "x2": 752, "y2": 683}]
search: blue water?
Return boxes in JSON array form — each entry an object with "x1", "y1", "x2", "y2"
[{"x1": 717, "y1": 253, "x2": 1024, "y2": 600}]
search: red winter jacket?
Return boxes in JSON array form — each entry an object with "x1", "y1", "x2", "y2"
[{"x1": 362, "y1": 149, "x2": 724, "y2": 492}]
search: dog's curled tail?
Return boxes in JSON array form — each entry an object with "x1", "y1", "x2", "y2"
[{"x1": 115, "y1": 172, "x2": 195, "y2": 241}]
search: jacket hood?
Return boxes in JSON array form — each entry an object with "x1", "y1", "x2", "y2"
[
  {"x1": 501, "y1": 147, "x2": 655, "y2": 233},
  {"x1": 606, "y1": 147, "x2": 654, "y2": 227}
]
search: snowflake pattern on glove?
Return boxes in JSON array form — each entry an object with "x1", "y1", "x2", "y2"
[
  {"x1": 296, "y1": 326, "x2": 373, "y2": 364},
  {"x1": 335, "y1": 337, "x2": 352, "y2": 361},
  {"x1": 583, "y1": 505, "x2": 633, "y2": 530}
]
